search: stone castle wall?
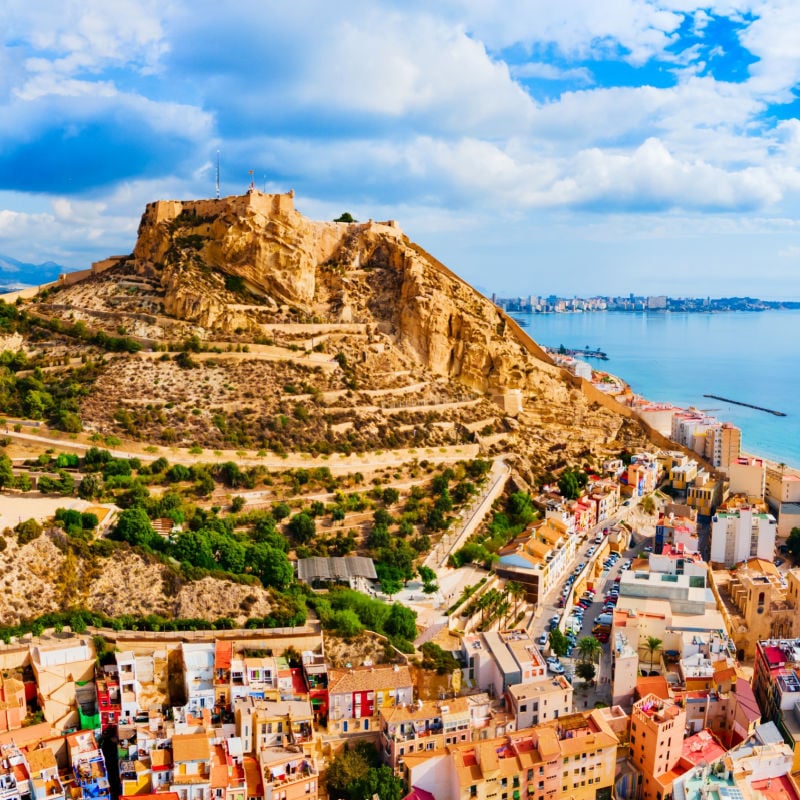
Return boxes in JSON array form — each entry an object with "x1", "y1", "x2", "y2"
[{"x1": 148, "y1": 190, "x2": 297, "y2": 225}]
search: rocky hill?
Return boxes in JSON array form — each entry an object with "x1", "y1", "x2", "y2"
[
  {"x1": 18, "y1": 189, "x2": 653, "y2": 476},
  {"x1": 0, "y1": 188, "x2": 665, "y2": 628}
]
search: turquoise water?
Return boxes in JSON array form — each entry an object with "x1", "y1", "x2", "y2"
[{"x1": 511, "y1": 309, "x2": 800, "y2": 469}]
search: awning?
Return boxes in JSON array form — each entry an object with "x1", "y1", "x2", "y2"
[{"x1": 513, "y1": 791, "x2": 520, "y2": 800}]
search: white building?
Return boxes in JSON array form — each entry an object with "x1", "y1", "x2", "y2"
[
  {"x1": 710, "y1": 507, "x2": 776, "y2": 567},
  {"x1": 181, "y1": 642, "x2": 215, "y2": 714}
]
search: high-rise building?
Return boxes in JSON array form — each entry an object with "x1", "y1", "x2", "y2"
[{"x1": 709, "y1": 506, "x2": 776, "y2": 567}]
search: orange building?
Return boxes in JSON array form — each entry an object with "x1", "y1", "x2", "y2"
[
  {"x1": 630, "y1": 694, "x2": 686, "y2": 800},
  {"x1": 0, "y1": 678, "x2": 26, "y2": 732}
]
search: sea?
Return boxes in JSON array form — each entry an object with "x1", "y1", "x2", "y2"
[{"x1": 510, "y1": 309, "x2": 800, "y2": 470}]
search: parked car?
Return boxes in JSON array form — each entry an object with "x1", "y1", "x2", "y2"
[
  {"x1": 548, "y1": 662, "x2": 565, "y2": 675},
  {"x1": 644, "y1": 545, "x2": 653, "y2": 552},
  {"x1": 536, "y1": 633, "x2": 548, "y2": 647},
  {"x1": 587, "y1": 546, "x2": 596, "y2": 556},
  {"x1": 549, "y1": 615, "x2": 560, "y2": 626}
]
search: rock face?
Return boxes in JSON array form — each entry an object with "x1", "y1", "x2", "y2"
[{"x1": 129, "y1": 189, "x2": 554, "y2": 395}]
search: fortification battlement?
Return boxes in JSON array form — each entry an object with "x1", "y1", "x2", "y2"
[
  {"x1": 146, "y1": 189, "x2": 298, "y2": 225},
  {"x1": 145, "y1": 191, "x2": 404, "y2": 238}
]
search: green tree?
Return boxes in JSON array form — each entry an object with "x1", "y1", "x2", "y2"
[
  {"x1": 644, "y1": 636, "x2": 663, "y2": 674},
  {"x1": 333, "y1": 212, "x2": 356, "y2": 223},
  {"x1": 288, "y1": 512, "x2": 316, "y2": 544},
  {"x1": 549, "y1": 628, "x2": 569, "y2": 657},
  {"x1": 787, "y1": 527, "x2": 800, "y2": 565},
  {"x1": 354, "y1": 765, "x2": 403, "y2": 800},
  {"x1": 0, "y1": 454, "x2": 13, "y2": 489},
  {"x1": 213, "y1": 535, "x2": 246, "y2": 573},
  {"x1": 507, "y1": 581, "x2": 526, "y2": 618},
  {"x1": 78, "y1": 473, "x2": 104, "y2": 500},
  {"x1": 379, "y1": 576, "x2": 402, "y2": 599},
  {"x1": 248, "y1": 543, "x2": 294, "y2": 589},
  {"x1": 15, "y1": 518, "x2": 42, "y2": 545},
  {"x1": 114, "y1": 508, "x2": 156, "y2": 547},
  {"x1": 332, "y1": 609, "x2": 363, "y2": 638},
  {"x1": 507, "y1": 492, "x2": 535, "y2": 525},
  {"x1": 575, "y1": 660, "x2": 596, "y2": 684},
  {"x1": 382, "y1": 487, "x2": 400, "y2": 505},
  {"x1": 384, "y1": 603, "x2": 417, "y2": 640},
  {"x1": 325, "y1": 747, "x2": 370, "y2": 800},
  {"x1": 577, "y1": 636, "x2": 602, "y2": 664},
  {"x1": 558, "y1": 469, "x2": 581, "y2": 500}
]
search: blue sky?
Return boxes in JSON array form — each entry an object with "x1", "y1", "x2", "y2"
[{"x1": 2, "y1": 1, "x2": 800, "y2": 298}]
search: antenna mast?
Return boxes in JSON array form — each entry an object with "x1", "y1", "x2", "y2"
[
  {"x1": 248, "y1": 169, "x2": 255, "y2": 193},
  {"x1": 215, "y1": 150, "x2": 220, "y2": 199}
]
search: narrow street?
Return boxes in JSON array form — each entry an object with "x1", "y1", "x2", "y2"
[{"x1": 527, "y1": 500, "x2": 654, "y2": 709}]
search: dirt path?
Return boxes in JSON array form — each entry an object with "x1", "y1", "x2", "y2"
[{"x1": 1, "y1": 420, "x2": 479, "y2": 475}]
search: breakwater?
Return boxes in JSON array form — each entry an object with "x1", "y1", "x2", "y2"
[{"x1": 703, "y1": 394, "x2": 786, "y2": 417}]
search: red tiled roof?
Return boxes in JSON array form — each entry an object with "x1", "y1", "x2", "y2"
[
  {"x1": 403, "y1": 789, "x2": 436, "y2": 800},
  {"x1": 636, "y1": 676, "x2": 670, "y2": 701},
  {"x1": 750, "y1": 774, "x2": 800, "y2": 800},
  {"x1": 680, "y1": 730, "x2": 726, "y2": 767},
  {"x1": 735, "y1": 678, "x2": 761, "y2": 723},
  {"x1": 215, "y1": 640, "x2": 232, "y2": 671}
]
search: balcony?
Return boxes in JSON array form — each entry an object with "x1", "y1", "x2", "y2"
[{"x1": 266, "y1": 762, "x2": 317, "y2": 787}]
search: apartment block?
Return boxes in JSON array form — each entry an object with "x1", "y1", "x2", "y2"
[
  {"x1": 326, "y1": 665, "x2": 413, "y2": 736},
  {"x1": 710, "y1": 506, "x2": 776, "y2": 567},
  {"x1": 505, "y1": 675, "x2": 572, "y2": 729},
  {"x1": 31, "y1": 638, "x2": 96, "y2": 732},
  {"x1": 380, "y1": 697, "x2": 471, "y2": 770},
  {"x1": 404, "y1": 711, "x2": 618, "y2": 800},
  {"x1": 462, "y1": 630, "x2": 547, "y2": 700},
  {"x1": 496, "y1": 517, "x2": 576, "y2": 604},
  {"x1": 752, "y1": 638, "x2": 800, "y2": 770},
  {"x1": 234, "y1": 697, "x2": 314, "y2": 754},
  {"x1": 0, "y1": 678, "x2": 26, "y2": 733},
  {"x1": 65, "y1": 730, "x2": 112, "y2": 800},
  {"x1": 170, "y1": 732, "x2": 212, "y2": 800},
  {"x1": 259, "y1": 747, "x2": 318, "y2": 800},
  {"x1": 653, "y1": 511, "x2": 698, "y2": 554},
  {"x1": 672, "y1": 722, "x2": 799, "y2": 800},
  {"x1": 686, "y1": 471, "x2": 723, "y2": 518}
]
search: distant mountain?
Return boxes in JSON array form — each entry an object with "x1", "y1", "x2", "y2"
[{"x1": 0, "y1": 254, "x2": 70, "y2": 290}]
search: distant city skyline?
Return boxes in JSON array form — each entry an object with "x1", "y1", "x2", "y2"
[{"x1": 2, "y1": 2, "x2": 800, "y2": 298}]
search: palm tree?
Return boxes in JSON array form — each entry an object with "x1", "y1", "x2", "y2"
[
  {"x1": 644, "y1": 636, "x2": 663, "y2": 674},
  {"x1": 577, "y1": 636, "x2": 602, "y2": 664},
  {"x1": 507, "y1": 581, "x2": 526, "y2": 619}
]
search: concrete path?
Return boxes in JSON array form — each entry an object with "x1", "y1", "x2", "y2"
[{"x1": 424, "y1": 457, "x2": 510, "y2": 570}]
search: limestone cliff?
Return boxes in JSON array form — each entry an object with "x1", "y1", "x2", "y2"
[{"x1": 129, "y1": 190, "x2": 556, "y2": 396}]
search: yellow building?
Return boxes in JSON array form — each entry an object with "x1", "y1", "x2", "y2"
[
  {"x1": 404, "y1": 710, "x2": 618, "y2": 800},
  {"x1": 686, "y1": 471, "x2": 723, "y2": 517}
]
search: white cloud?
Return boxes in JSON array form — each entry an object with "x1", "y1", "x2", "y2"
[{"x1": 510, "y1": 62, "x2": 594, "y2": 83}]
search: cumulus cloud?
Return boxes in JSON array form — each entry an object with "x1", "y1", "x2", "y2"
[
  {"x1": 510, "y1": 62, "x2": 594, "y2": 84},
  {"x1": 1, "y1": 0, "x2": 800, "y2": 293}
]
